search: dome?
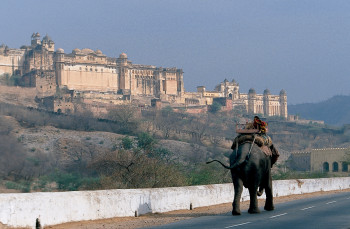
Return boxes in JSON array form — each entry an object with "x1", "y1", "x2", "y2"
[
  {"x1": 81, "y1": 48, "x2": 94, "y2": 54},
  {"x1": 43, "y1": 34, "x2": 52, "y2": 41},
  {"x1": 280, "y1": 89, "x2": 287, "y2": 95},
  {"x1": 263, "y1": 89, "x2": 271, "y2": 95},
  {"x1": 72, "y1": 48, "x2": 81, "y2": 54},
  {"x1": 95, "y1": 49, "x2": 102, "y2": 55},
  {"x1": 35, "y1": 32, "x2": 40, "y2": 38},
  {"x1": 231, "y1": 79, "x2": 237, "y2": 85},
  {"x1": 119, "y1": 52, "x2": 127, "y2": 58},
  {"x1": 248, "y1": 88, "x2": 256, "y2": 94},
  {"x1": 56, "y1": 48, "x2": 64, "y2": 53}
]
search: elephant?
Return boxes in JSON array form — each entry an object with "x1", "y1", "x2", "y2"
[{"x1": 207, "y1": 139, "x2": 274, "y2": 215}]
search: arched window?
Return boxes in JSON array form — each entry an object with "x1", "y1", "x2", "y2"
[
  {"x1": 323, "y1": 162, "x2": 329, "y2": 172},
  {"x1": 332, "y1": 162, "x2": 339, "y2": 172},
  {"x1": 342, "y1": 162, "x2": 348, "y2": 172}
]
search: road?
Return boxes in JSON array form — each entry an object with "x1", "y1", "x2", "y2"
[{"x1": 145, "y1": 191, "x2": 350, "y2": 229}]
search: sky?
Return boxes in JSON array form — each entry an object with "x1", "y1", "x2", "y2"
[{"x1": 1, "y1": 0, "x2": 350, "y2": 104}]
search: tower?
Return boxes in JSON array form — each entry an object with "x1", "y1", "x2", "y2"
[
  {"x1": 248, "y1": 88, "x2": 257, "y2": 114},
  {"x1": 117, "y1": 53, "x2": 129, "y2": 92},
  {"x1": 31, "y1": 32, "x2": 41, "y2": 47},
  {"x1": 263, "y1": 89, "x2": 271, "y2": 116},
  {"x1": 279, "y1": 89, "x2": 288, "y2": 118},
  {"x1": 54, "y1": 48, "x2": 65, "y2": 87},
  {"x1": 42, "y1": 35, "x2": 55, "y2": 52},
  {"x1": 231, "y1": 79, "x2": 239, "y2": 100}
]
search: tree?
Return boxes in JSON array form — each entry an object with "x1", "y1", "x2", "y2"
[
  {"x1": 161, "y1": 106, "x2": 173, "y2": 117},
  {"x1": 137, "y1": 132, "x2": 157, "y2": 150},
  {"x1": 88, "y1": 147, "x2": 188, "y2": 189},
  {"x1": 107, "y1": 105, "x2": 140, "y2": 134},
  {"x1": 121, "y1": 136, "x2": 134, "y2": 149},
  {"x1": 210, "y1": 102, "x2": 222, "y2": 113}
]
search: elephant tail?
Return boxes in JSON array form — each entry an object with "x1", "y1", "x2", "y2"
[
  {"x1": 257, "y1": 187, "x2": 264, "y2": 196},
  {"x1": 206, "y1": 160, "x2": 238, "y2": 169}
]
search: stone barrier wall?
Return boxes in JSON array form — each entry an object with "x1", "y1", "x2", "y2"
[{"x1": 1, "y1": 177, "x2": 350, "y2": 228}]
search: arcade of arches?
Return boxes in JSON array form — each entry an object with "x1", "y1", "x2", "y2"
[{"x1": 289, "y1": 148, "x2": 350, "y2": 173}]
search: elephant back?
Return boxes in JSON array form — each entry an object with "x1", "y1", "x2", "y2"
[{"x1": 231, "y1": 134, "x2": 264, "y2": 150}]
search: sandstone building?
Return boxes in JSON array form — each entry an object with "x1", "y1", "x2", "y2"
[
  {"x1": 0, "y1": 33, "x2": 287, "y2": 117},
  {"x1": 197, "y1": 79, "x2": 288, "y2": 118},
  {"x1": 289, "y1": 148, "x2": 350, "y2": 173}
]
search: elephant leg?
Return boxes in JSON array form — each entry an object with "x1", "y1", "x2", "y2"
[
  {"x1": 232, "y1": 174, "x2": 243, "y2": 215},
  {"x1": 248, "y1": 186, "x2": 260, "y2": 214},
  {"x1": 264, "y1": 173, "x2": 274, "y2": 211}
]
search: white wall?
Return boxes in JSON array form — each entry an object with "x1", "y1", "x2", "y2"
[{"x1": 1, "y1": 177, "x2": 350, "y2": 228}]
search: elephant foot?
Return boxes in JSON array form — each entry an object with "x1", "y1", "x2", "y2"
[
  {"x1": 232, "y1": 209, "x2": 241, "y2": 215},
  {"x1": 248, "y1": 207, "x2": 260, "y2": 214},
  {"x1": 264, "y1": 204, "x2": 274, "y2": 211}
]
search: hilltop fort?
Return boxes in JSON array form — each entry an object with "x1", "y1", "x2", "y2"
[{"x1": 0, "y1": 33, "x2": 287, "y2": 117}]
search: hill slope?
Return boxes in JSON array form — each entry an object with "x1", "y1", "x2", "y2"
[{"x1": 288, "y1": 95, "x2": 350, "y2": 126}]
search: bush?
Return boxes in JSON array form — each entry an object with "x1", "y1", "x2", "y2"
[
  {"x1": 121, "y1": 136, "x2": 133, "y2": 149},
  {"x1": 210, "y1": 102, "x2": 222, "y2": 113},
  {"x1": 188, "y1": 163, "x2": 231, "y2": 185},
  {"x1": 49, "y1": 171, "x2": 82, "y2": 191},
  {"x1": 137, "y1": 132, "x2": 156, "y2": 150},
  {"x1": 5, "y1": 180, "x2": 31, "y2": 193}
]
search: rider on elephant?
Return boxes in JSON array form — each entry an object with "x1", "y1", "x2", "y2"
[
  {"x1": 252, "y1": 116, "x2": 279, "y2": 166},
  {"x1": 232, "y1": 116, "x2": 279, "y2": 166}
]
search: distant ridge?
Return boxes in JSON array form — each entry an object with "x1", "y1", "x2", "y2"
[{"x1": 288, "y1": 95, "x2": 350, "y2": 126}]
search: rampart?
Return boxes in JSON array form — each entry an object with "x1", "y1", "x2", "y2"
[{"x1": 1, "y1": 177, "x2": 349, "y2": 228}]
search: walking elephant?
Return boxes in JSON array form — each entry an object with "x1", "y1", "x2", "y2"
[{"x1": 207, "y1": 140, "x2": 274, "y2": 215}]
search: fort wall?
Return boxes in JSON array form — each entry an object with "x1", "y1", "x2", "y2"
[
  {"x1": 58, "y1": 64, "x2": 119, "y2": 92},
  {"x1": 0, "y1": 48, "x2": 25, "y2": 75},
  {"x1": 1, "y1": 177, "x2": 349, "y2": 228}
]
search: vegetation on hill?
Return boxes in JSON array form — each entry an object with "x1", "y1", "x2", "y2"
[
  {"x1": 288, "y1": 95, "x2": 350, "y2": 126},
  {"x1": 1, "y1": 94, "x2": 350, "y2": 192}
]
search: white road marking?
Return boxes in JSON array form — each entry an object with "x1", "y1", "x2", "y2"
[
  {"x1": 270, "y1": 213, "x2": 288, "y2": 218},
  {"x1": 225, "y1": 222, "x2": 252, "y2": 228},
  {"x1": 346, "y1": 197, "x2": 350, "y2": 199},
  {"x1": 326, "y1": 201, "x2": 337, "y2": 204},
  {"x1": 301, "y1": 206, "x2": 315, "y2": 211}
]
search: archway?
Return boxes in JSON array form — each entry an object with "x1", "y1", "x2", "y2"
[
  {"x1": 342, "y1": 162, "x2": 348, "y2": 172},
  {"x1": 332, "y1": 162, "x2": 339, "y2": 172},
  {"x1": 323, "y1": 162, "x2": 329, "y2": 172}
]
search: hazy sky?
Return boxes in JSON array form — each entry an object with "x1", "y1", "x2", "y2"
[{"x1": 1, "y1": 0, "x2": 350, "y2": 104}]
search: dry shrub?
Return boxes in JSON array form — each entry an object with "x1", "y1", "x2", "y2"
[{"x1": 89, "y1": 149, "x2": 188, "y2": 189}]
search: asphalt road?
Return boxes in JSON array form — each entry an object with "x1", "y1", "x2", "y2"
[{"x1": 145, "y1": 191, "x2": 350, "y2": 229}]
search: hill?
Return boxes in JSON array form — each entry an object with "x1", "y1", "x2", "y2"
[
  {"x1": 1, "y1": 84, "x2": 350, "y2": 193},
  {"x1": 288, "y1": 95, "x2": 350, "y2": 126}
]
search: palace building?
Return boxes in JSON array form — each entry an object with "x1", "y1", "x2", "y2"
[{"x1": 0, "y1": 33, "x2": 287, "y2": 117}]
